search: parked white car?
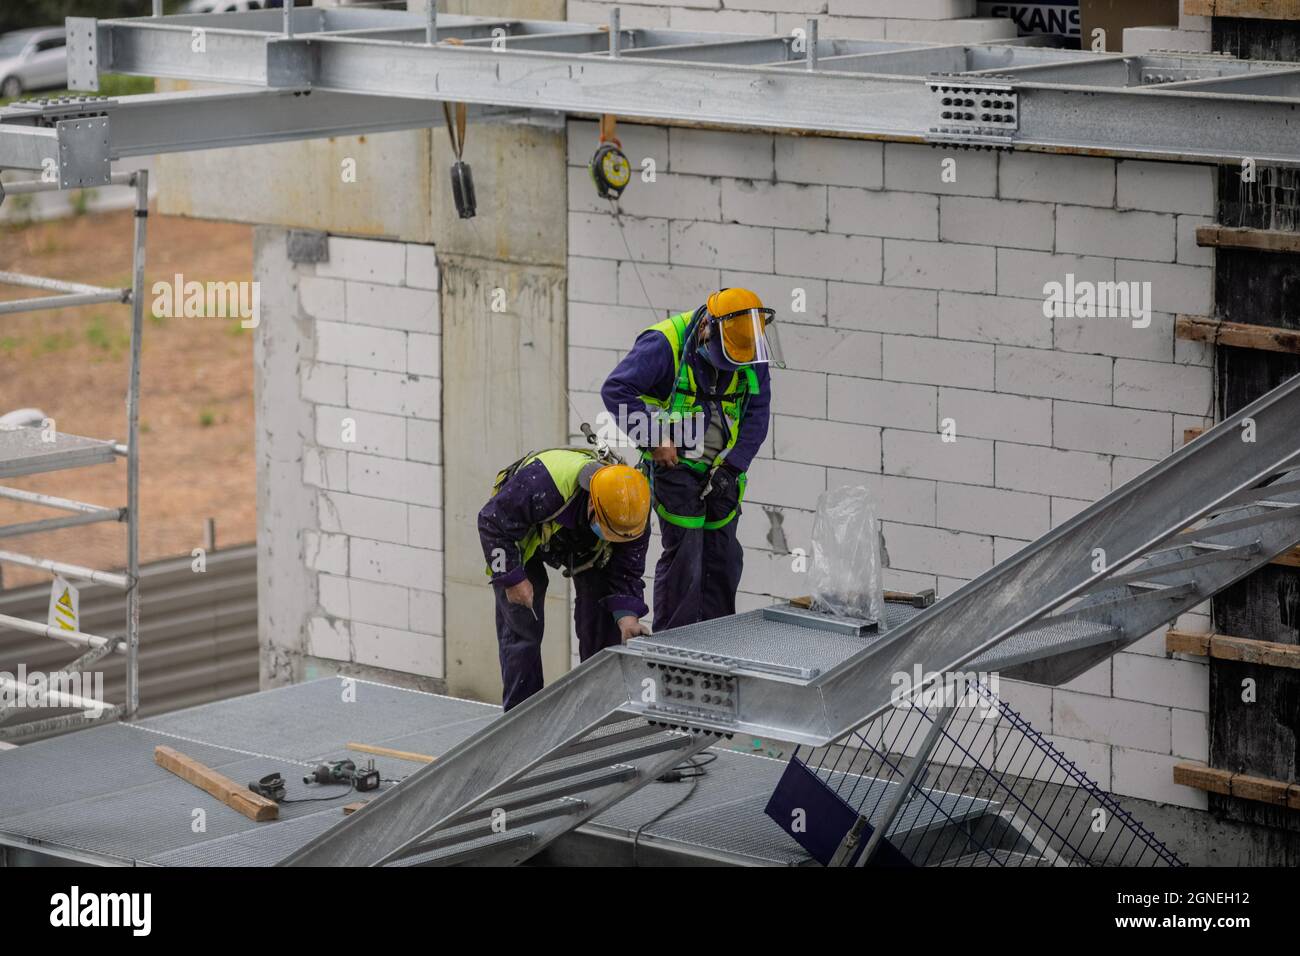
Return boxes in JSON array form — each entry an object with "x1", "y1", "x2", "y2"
[
  {"x1": 180, "y1": 1, "x2": 266, "y2": 12},
  {"x1": 0, "y1": 27, "x2": 67, "y2": 100}
]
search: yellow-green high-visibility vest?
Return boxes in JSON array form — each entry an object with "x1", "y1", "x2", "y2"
[
  {"x1": 486, "y1": 447, "x2": 605, "y2": 574},
  {"x1": 638, "y1": 311, "x2": 756, "y2": 530}
]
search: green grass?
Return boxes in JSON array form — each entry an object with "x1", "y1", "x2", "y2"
[
  {"x1": 84, "y1": 314, "x2": 129, "y2": 355},
  {"x1": 84, "y1": 315, "x2": 110, "y2": 351},
  {"x1": 198, "y1": 409, "x2": 215, "y2": 428},
  {"x1": 34, "y1": 331, "x2": 76, "y2": 356},
  {"x1": 69, "y1": 187, "x2": 98, "y2": 217},
  {"x1": 0, "y1": 74, "x2": 155, "y2": 108},
  {"x1": 1, "y1": 192, "x2": 35, "y2": 226}
]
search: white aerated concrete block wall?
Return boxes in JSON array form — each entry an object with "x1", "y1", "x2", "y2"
[
  {"x1": 1122, "y1": 26, "x2": 1211, "y2": 54},
  {"x1": 565, "y1": 119, "x2": 1218, "y2": 809},
  {"x1": 293, "y1": 236, "x2": 446, "y2": 680},
  {"x1": 567, "y1": 0, "x2": 1018, "y2": 42}
]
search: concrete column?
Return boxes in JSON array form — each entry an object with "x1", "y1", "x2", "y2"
[
  {"x1": 419, "y1": 0, "x2": 571, "y2": 702},
  {"x1": 441, "y1": 256, "x2": 568, "y2": 702},
  {"x1": 253, "y1": 227, "x2": 317, "y2": 687},
  {"x1": 434, "y1": 113, "x2": 569, "y2": 703}
]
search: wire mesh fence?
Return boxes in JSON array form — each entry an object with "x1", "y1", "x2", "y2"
[{"x1": 788, "y1": 675, "x2": 1183, "y2": 867}]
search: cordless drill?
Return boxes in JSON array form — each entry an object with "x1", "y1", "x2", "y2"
[{"x1": 304, "y1": 758, "x2": 380, "y2": 792}]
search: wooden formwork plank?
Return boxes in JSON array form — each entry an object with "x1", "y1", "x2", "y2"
[
  {"x1": 1173, "y1": 761, "x2": 1233, "y2": 794},
  {"x1": 1196, "y1": 225, "x2": 1300, "y2": 253},
  {"x1": 1174, "y1": 762, "x2": 1300, "y2": 808},
  {"x1": 1271, "y1": 548, "x2": 1300, "y2": 568},
  {"x1": 1176, "y1": 314, "x2": 1300, "y2": 354},
  {"x1": 347, "y1": 741, "x2": 436, "y2": 764},
  {"x1": 1185, "y1": 0, "x2": 1300, "y2": 20},
  {"x1": 154, "y1": 745, "x2": 279, "y2": 822},
  {"x1": 1166, "y1": 628, "x2": 1213, "y2": 656},
  {"x1": 1167, "y1": 628, "x2": 1300, "y2": 668}
]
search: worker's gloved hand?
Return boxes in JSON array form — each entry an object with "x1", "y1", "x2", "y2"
[
  {"x1": 617, "y1": 616, "x2": 650, "y2": 642},
  {"x1": 708, "y1": 464, "x2": 740, "y2": 499},
  {"x1": 652, "y1": 441, "x2": 679, "y2": 468},
  {"x1": 505, "y1": 578, "x2": 534, "y2": 609}
]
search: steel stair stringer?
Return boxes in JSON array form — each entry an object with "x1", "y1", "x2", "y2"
[
  {"x1": 277, "y1": 654, "x2": 717, "y2": 866},
  {"x1": 811, "y1": 373, "x2": 1300, "y2": 740},
  {"x1": 999, "y1": 472, "x2": 1300, "y2": 686}
]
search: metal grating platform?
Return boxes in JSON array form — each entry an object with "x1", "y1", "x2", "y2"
[
  {"x1": 0, "y1": 680, "x2": 499, "y2": 865},
  {"x1": 624, "y1": 600, "x2": 1113, "y2": 685},
  {"x1": 0, "y1": 427, "x2": 119, "y2": 479},
  {"x1": 626, "y1": 603, "x2": 920, "y2": 680},
  {"x1": 967, "y1": 617, "x2": 1120, "y2": 672},
  {"x1": 0, "y1": 678, "x2": 859, "y2": 866}
]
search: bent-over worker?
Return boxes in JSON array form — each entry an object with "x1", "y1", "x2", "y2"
[{"x1": 479, "y1": 449, "x2": 651, "y2": 710}]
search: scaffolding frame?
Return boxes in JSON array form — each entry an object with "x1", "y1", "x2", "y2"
[{"x1": 0, "y1": 169, "x2": 147, "y2": 740}]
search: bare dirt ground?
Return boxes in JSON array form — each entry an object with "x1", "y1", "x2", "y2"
[{"x1": 0, "y1": 207, "x2": 257, "y2": 588}]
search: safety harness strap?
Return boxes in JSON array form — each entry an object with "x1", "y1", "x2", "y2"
[{"x1": 653, "y1": 471, "x2": 747, "y2": 530}]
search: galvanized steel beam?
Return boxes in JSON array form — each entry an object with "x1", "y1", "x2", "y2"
[
  {"x1": 1160, "y1": 66, "x2": 1300, "y2": 96},
  {"x1": 619, "y1": 37, "x2": 798, "y2": 64},
  {"x1": 1009, "y1": 82, "x2": 1300, "y2": 165},
  {"x1": 0, "y1": 126, "x2": 58, "y2": 176},
  {"x1": 0, "y1": 88, "x2": 522, "y2": 174},
  {"x1": 45, "y1": 10, "x2": 1300, "y2": 165}
]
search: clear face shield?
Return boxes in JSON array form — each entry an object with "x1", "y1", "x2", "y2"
[{"x1": 711, "y1": 307, "x2": 784, "y2": 368}]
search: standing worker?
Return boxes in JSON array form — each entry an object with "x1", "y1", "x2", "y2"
[
  {"x1": 601, "y1": 288, "x2": 780, "y2": 630},
  {"x1": 479, "y1": 449, "x2": 652, "y2": 710}
]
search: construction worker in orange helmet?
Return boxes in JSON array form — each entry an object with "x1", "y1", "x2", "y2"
[
  {"x1": 479, "y1": 448, "x2": 652, "y2": 710},
  {"x1": 601, "y1": 288, "x2": 779, "y2": 629}
]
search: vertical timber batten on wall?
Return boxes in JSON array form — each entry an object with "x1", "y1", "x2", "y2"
[
  {"x1": 1212, "y1": 156, "x2": 1300, "y2": 831},
  {"x1": 1210, "y1": 7, "x2": 1300, "y2": 827},
  {"x1": 1214, "y1": 13, "x2": 1300, "y2": 60}
]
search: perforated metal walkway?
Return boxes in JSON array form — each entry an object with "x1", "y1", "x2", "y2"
[{"x1": 0, "y1": 677, "x2": 839, "y2": 867}]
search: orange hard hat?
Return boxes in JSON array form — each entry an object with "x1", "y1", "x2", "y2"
[
  {"x1": 707, "y1": 287, "x2": 764, "y2": 318},
  {"x1": 588, "y1": 464, "x2": 650, "y2": 543},
  {"x1": 704, "y1": 288, "x2": 781, "y2": 367}
]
